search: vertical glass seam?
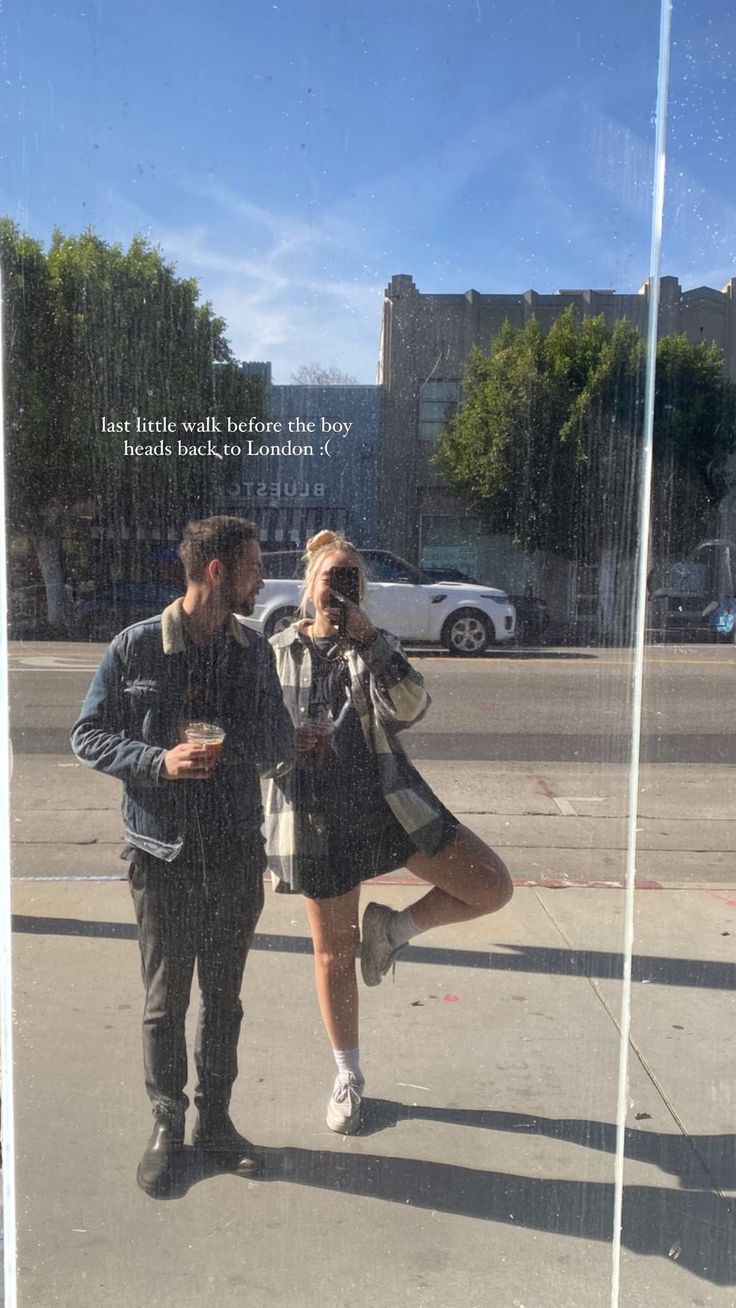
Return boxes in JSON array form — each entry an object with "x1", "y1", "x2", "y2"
[
  {"x1": 610, "y1": 2, "x2": 674, "y2": 1304},
  {"x1": 0, "y1": 265, "x2": 18, "y2": 1307}
]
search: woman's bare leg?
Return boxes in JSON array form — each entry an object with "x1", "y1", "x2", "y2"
[
  {"x1": 304, "y1": 884, "x2": 361, "y2": 1051},
  {"x1": 360, "y1": 826, "x2": 513, "y2": 987},
  {"x1": 406, "y1": 824, "x2": 513, "y2": 930},
  {"x1": 306, "y1": 885, "x2": 365, "y2": 1132}
]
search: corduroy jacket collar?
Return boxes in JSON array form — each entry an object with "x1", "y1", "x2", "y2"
[{"x1": 160, "y1": 597, "x2": 250, "y2": 655}]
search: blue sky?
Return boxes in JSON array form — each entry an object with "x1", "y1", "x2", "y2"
[{"x1": 3, "y1": 0, "x2": 735, "y2": 381}]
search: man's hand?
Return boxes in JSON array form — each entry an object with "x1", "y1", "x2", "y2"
[{"x1": 161, "y1": 742, "x2": 216, "y2": 781}]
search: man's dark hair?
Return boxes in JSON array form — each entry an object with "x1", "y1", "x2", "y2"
[{"x1": 178, "y1": 516, "x2": 259, "y2": 581}]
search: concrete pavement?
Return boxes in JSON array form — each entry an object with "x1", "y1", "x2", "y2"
[
  {"x1": 9, "y1": 751, "x2": 736, "y2": 885},
  {"x1": 9, "y1": 874, "x2": 736, "y2": 1307}
]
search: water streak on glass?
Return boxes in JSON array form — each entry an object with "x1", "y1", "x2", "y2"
[
  {"x1": 0, "y1": 268, "x2": 19, "y2": 1308},
  {"x1": 610, "y1": 2, "x2": 673, "y2": 1304}
]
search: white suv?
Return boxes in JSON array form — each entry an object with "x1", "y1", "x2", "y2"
[{"x1": 243, "y1": 549, "x2": 516, "y2": 655}]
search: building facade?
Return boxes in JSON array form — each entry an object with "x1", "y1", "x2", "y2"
[
  {"x1": 378, "y1": 273, "x2": 736, "y2": 607},
  {"x1": 220, "y1": 365, "x2": 382, "y2": 550}
]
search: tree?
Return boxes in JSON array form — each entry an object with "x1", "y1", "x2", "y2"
[
  {"x1": 291, "y1": 363, "x2": 358, "y2": 386},
  {"x1": 1, "y1": 221, "x2": 262, "y2": 627},
  {"x1": 649, "y1": 333, "x2": 736, "y2": 559},
  {"x1": 0, "y1": 223, "x2": 59, "y2": 613},
  {"x1": 435, "y1": 308, "x2": 736, "y2": 565}
]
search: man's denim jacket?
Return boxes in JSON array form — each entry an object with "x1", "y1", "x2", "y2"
[{"x1": 70, "y1": 599, "x2": 294, "y2": 863}]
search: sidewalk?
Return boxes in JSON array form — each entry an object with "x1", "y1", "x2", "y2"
[
  {"x1": 11, "y1": 753, "x2": 736, "y2": 885},
  {"x1": 10, "y1": 877, "x2": 736, "y2": 1308}
]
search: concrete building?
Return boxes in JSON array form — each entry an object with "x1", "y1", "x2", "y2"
[
  {"x1": 378, "y1": 274, "x2": 736, "y2": 604},
  {"x1": 219, "y1": 364, "x2": 382, "y2": 549}
]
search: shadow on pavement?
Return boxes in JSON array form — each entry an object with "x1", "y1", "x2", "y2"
[
  {"x1": 359, "y1": 1101, "x2": 736, "y2": 1194},
  {"x1": 150, "y1": 1133, "x2": 735, "y2": 1286},
  {"x1": 403, "y1": 730, "x2": 736, "y2": 764},
  {"x1": 11, "y1": 916, "x2": 736, "y2": 992},
  {"x1": 408, "y1": 649, "x2": 599, "y2": 661},
  {"x1": 138, "y1": 1145, "x2": 259, "y2": 1201},
  {"x1": 11, "y1": 724, "x2": 736, "y2": 763}
]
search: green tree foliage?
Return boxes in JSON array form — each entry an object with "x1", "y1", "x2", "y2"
[
  {"x1": 435, "y1": 307, "x2": 736, "y2": 563},
  {"x1": 650, "y1": 333, "x2": 736, "y2": 558},
  {"x1": 1, "y1": 221, "x2": 261, "y2": 625}
]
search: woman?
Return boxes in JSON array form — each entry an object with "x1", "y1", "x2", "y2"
[{"x1": 264, "y1": 530, "x2": 513, "y2": 1134}]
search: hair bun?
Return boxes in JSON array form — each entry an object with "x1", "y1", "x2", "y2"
[{"x1": 306, "y1": 529, "x2": 338, "y2": 555}]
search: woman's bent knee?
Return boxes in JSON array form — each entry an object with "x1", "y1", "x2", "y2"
[
  {"x1": 491, "y1": 860, "x2": 514, "y2": 910},
  {"x1": 468, "y1": 853, "x2": 512, "y2": 912},
  {"x1": 456, "y1": 830, "x2": 513, "y2": 911}
]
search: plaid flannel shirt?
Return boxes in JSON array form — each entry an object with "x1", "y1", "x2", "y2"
[{"x1": 264, "y1": 623, "x2": 448, "y2": 891}]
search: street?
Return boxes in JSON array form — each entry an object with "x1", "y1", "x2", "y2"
[{"x1": 8, "y1": 640, "x2": 736, "y2": 885}]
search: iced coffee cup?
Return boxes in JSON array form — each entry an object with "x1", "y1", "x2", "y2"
[
  {"x1": 184, "y1": 721, "x2": 226, "y2": 767},
  {"x1": 310, "y1": 719, "x2": 334, "y2": 766}
]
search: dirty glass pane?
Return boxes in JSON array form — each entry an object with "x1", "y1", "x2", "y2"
[
  {"x1": 623, "y1": 4, "x2": 736, "y2": 1302},
  {"x1": 2, "y1": 3, "x2": 669, "y2": 1307}
]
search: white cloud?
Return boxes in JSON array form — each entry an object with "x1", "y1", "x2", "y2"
[
  {"x1": 101, "y1": 183, "x2": 383, "y2": 381},
  {"x1": 157, "y1": 217, "x2": 382, "y2": 382}
]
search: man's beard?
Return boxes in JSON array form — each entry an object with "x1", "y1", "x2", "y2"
[{"x1": 221, "y1": 580, "x2": 256, "y2": 615}]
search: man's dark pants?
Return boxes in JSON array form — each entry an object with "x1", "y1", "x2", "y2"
[{"x1": 128, "y1": 845, "x2": 265, "y2": 1124}]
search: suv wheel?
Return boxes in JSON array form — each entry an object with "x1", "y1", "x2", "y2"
[
  {"x1": 265, "y1": 606, "x2": 299, "y2": 637},
  {"x1": 441, "y1": 608, "x2": 493, "y2": 656}
]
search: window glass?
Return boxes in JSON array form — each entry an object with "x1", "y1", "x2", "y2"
[
  {"x1": 621, "y1": 7, "x2": 736, "y2": 1301},
  {"x1": 3, "y1": 4, "x2": 695, "y2": 1307},
  {"x1": 362, "y1": 551, "x2": 422, "y2": 583},
  {"x1": 419, "y1": 380, "x2": 462, "y2": 442}
]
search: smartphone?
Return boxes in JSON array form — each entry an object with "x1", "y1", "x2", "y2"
[{"x1": 328, "y1": 565, "x2": 361, "y2": 634}]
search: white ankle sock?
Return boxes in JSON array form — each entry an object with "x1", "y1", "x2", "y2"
[
  {"x1": 388, "y1": 905, "x2": 423, "y2": 949},
  {"x1": 333, "y1": 1047, "x2": 362, "y2": 1080}
]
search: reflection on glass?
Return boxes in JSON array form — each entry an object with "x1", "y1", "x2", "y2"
[
  {"x1": 2, "y1": 2, "x2": 705, "y2": 1306},
  {"x1": 625, "y1": 2, "x2": 736, "y2": 1302}
]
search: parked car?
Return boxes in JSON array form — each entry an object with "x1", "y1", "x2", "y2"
[
  {"x1": 422, "y1": 569, "x2": 551, "y2": 645},
  {"x1": 74, "y1": 582, "x2": 184, "y2": 640},
  {"x1": 250, "y1": 548, "x2": 516, "y2": 654},
  {"x1": 648, "y1": 538, "x2": 736, "y2": 643},
  {"x1": 8, "y1": 581, "x2": 55, "y2": 638},
  {"x1": 508, "y1": 592, "x2": 551, "y2": 645},
  {"x1": 421, "y1": 567, "x2": 481, "y2": 585},
  {"x1": 707, "y1": 597, "x2": 736, "y2": 642}
]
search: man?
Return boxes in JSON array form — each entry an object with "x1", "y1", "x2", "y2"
[{"x1": 71, "y1": 517, "x2": 294, "y2": 1196}]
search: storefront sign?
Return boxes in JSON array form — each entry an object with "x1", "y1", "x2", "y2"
[{"x1": 226, "y1": 482, "x2": 326, "y2": 500}]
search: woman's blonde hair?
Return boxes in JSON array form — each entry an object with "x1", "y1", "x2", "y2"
[{"x1": 298, "y1": 529, "x2": 367, "y2": 617}]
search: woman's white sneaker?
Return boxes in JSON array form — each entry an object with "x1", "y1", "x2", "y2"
[{"x1": 326, "y1": 1071, "x2": 364, "y2": 1134}]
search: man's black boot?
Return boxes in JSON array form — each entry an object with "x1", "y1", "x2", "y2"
[
  {"x1": 191, "y1": 1105, "x2": 261, "y2": 1177},
  {"x1": 136, "y1": 1115, "x2": 184, "y2": 1196}
]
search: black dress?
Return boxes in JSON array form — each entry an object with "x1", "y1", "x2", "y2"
[{"x1": 296, "y1": 636, "x2": 454, "y2": 900}]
